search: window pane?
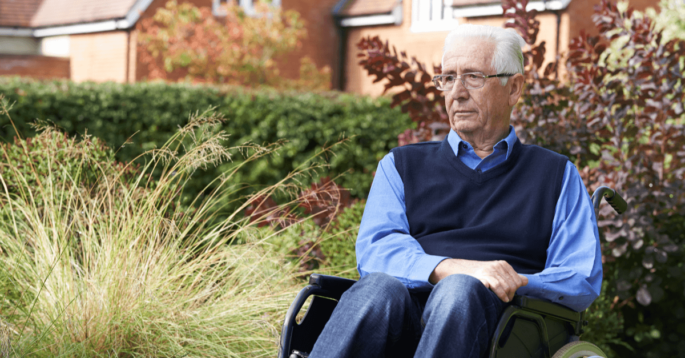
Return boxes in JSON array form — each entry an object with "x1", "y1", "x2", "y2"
[
  {"x1": 431, "y1": 0, "x2": 442, "y2": 21},
  {"x1": 417, "y1": 0, "x2": 431, "y2": 22}
]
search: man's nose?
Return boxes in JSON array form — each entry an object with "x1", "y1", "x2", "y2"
[{"x1": 450, "y1": 78, "x2": 470, "y2": 101}]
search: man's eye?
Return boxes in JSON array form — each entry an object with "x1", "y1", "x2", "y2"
[
  {"x1": 445, "y1": 75, "x2": 456, "y2": 82},
  {"x1": 465, "y1": 73, "x2": 478, "y2": 80}
]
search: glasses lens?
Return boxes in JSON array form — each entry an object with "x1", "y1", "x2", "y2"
[
  {"x1": 435, "y1": 75, "x2": 454, "y2": 90},
  {"x1": 463, "y1": 73, "x2": 485, "y2": 89}
]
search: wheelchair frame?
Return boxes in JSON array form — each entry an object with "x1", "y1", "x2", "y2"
[{"x1": 278, "y1": 186, "x2": 626, "y2": 358}]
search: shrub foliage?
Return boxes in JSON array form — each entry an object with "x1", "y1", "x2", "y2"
[
  {"x1": 0, "y1": 106, "x2": 311, "y2": 357},
  {"x1": 137, "y1": 0, "x2": 330, "y2": 90},
  {"x1": 0, "y1": 78, "x2": 413, "y2": 200}
]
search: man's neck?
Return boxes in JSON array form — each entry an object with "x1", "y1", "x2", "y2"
[{"x1": 456, "y1": 127, "x2": 509, "y2": 159}]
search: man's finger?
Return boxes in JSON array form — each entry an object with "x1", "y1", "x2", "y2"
[
  {"x1": 481, "y1": 276, "x2": 508, "y2": 302},
  {"x1": 482, "y1": 263, "x2": 508, "y2": 302},
  {"x1": 496, "y1": 263, "x2": 521, "y2": 299},
  {"x1": 499, "y1": 261, "x2": 527, "y2": 290},
  {"x1": 478, "y1": 277, "x2": 491, "y2": 290},
  {"x1": 491, "y1": 275, "x2": 512, "y2": 303},
  {"x1": 493, "y1": 286, "x2": 509, "y2": 302}
]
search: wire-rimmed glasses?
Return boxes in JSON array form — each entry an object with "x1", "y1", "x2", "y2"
[{"x1": 432, "y1": 72, "x2": 515, "y2": 91}]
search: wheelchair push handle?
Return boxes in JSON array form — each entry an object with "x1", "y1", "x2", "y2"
[{"x1": 591, "y1": 186, "x2": 627, "y2": 214}]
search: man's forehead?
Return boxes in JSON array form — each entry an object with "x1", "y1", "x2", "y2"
[{"x1": 442, "y1": 38, "x2": 495, "y2": 72}]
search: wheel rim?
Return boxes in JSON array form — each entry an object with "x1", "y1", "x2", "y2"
[{"x1": 552, "y1": 341, "x2": 607, "y2": 358}]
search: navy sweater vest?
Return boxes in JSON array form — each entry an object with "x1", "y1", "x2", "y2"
[{"x1": 391, "y1": 138, "x2": 568, "y2": 274}]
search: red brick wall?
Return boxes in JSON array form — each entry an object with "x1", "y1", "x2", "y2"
[
  {"x1": 566, "y1": 0, "x2": 661, "y2": 42},
  {"x1": 280, "y1": 0, "x2": 341, "y2": 89},
  {"x1": 0, "y1": 55, "x2": 70, "y2": 80},
  {"x1": 343, "y1": 0, "x2": 448, "y2": 95}
]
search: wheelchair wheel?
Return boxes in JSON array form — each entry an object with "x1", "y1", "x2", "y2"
[{"x1": 552, "y1": 341, "x2": 607, "y2": 358}]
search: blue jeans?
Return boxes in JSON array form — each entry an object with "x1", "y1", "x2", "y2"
[{"x1": 308, "y1": 273, "x2": 506, "y2": 358}]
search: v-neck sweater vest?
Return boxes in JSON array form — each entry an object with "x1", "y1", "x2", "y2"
[{"x1": 390, "y1": 138, "x2": 568, "y2": 274}]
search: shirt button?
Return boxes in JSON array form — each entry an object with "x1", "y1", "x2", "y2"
[
  {"x1": 461, "y1": 143, "x2": 467, "y2": 150},
  {"x1": 476, "y1": 168, "x2": 482, "y2": 174}
]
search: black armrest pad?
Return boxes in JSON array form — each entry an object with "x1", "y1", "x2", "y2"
[
  {"x1": 513, "y1": 295, "x2": 582, "y2": 322},
  {"x1": 309, "y1": 274, "x2": 357, "y2": 297}
]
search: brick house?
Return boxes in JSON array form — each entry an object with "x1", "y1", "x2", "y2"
[
  {"x1": 0, "y1": 0, "x2": 341, "y2": 85},
  {"x1": 333, "y1": 0, "x2": 659, "y2": 95},
  {"x1": 0, "y1": 0, "x2": 659, "y2": 93}
]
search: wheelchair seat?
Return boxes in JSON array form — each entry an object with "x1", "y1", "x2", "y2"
[{"x1": 278, "y1": 187, "x2": 626, "y2": 358}]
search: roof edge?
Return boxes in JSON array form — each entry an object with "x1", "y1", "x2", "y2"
[
  {"x1": 0, "y1": 28, "x2": 33, "y2": 36},
  {"x1": 0, "y1": 0, "x2": 155, "y2": 37},
  {"x1": 338, "y1": 2, "x2": 402, "y2": 27},
  {"x1": 331, "y1": 0, "x2": 351, "y2": 16},
  {"x1": 0, "y1": 19, "x2": 127, "y2": 38},
  {"x1": 334, "y1": 0, "x2": 402, "y2": 18},
  {"x1": 124, "y1": 0, "x2": 156, "y2": 28}
]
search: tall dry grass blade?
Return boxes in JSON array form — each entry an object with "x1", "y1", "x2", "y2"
[{"x1": 0, "y1": 107, "x2": 347, "y2": 357}]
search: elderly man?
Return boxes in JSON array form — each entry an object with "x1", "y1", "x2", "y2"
[{"x1": 309, "y1": 24, "x2": 601, "y2": 358}]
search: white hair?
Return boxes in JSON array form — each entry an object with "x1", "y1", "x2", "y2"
[{"x1": 442, "y1": 24, "x2": 526, "y2": 85}]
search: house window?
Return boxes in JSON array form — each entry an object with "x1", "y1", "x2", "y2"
[
  {"x1": 411, "y1": 0, "x2": 458, "y2": 33},
  {"x1": 212, "y1": 0, "x2": 281, "y2": 17}
]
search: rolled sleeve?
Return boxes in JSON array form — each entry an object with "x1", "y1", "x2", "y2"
[{"x1": 356, "y1": 153, "x2": 448, "y2": 291}]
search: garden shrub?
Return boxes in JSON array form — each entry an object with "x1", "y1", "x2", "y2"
[
  {"x1": 0, "y1": 78, "x2": 413, "y2": 202},
  {"x1": 318, "y1": 200, "x2": 365, "y2": 279},
  {"x1": 0, "y1": 107, "x2": 311, "y2": 357},
  {"x1": 263, "y1": 200, "x2": 365, "y2": 279},
  {"x1": 0, "y1": 129, "x2": 137, "y2": 196},
  {"x1": 513, "y1": 2, "x2": 685, "y2": 355}
]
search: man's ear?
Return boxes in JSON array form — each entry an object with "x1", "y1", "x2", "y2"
[{"x1": 508, "y1": 73, "x2": 524, "y2": 106}]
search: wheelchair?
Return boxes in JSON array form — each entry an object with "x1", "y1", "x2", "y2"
[{"x1": 279, "y1": 186, "x2": 627, "y2": 358}]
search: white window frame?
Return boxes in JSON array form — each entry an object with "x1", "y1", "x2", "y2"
[
  {"x1": 212, "y1": 0, "x2": 281, "y2": 17},
  {"x1": 411, "y1": 0, "x2": 459, "y2": 33},
  {"x1": 451, "y1": 0, "x2": 571, "y2": 18}
]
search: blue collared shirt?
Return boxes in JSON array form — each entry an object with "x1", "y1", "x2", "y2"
[{"x1": 356, "y1": 126, "x2": 602, "y2": 312}]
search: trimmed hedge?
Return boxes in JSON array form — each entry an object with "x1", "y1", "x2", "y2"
[{"x1": 0, "y1": 77, "x2": 413, "y2": 199}]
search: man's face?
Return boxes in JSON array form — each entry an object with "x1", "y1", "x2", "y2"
[{"x1": 442, "y1": 38, "x2": 513, "y2": 137}]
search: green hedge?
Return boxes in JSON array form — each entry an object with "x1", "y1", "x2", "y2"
[{"x1": 0, "y1": 77, "x2": 413, "y2": 199}]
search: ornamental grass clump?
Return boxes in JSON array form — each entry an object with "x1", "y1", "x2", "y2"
[{"x1": 0, "y1": 101, "x2": 311, "y2": 357}]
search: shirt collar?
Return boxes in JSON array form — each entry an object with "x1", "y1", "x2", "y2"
[{"x1": 447, "y1": 125, "x2": 518, "y2": 159}]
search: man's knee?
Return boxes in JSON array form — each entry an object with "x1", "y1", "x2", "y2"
[
  {"x1": 429, "y1": 274, "x2": 493, "y2": 311},
  {"x1": 342, "y1": 272, "x2": 410, "y2": 312},
  {"x1": 350, "y1": 272, "x2": 408, "y2": 297}
]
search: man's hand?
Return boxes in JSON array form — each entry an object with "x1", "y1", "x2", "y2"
[{"x1": 429, "y1": 259, "x2": 528, "y2": 303}]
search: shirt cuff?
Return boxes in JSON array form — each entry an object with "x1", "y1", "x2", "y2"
[
  {"x1": 516, "y1": 274, "x2": 545, "y2": 298},
  {"x1": 406, "y1": 254, "x2": 448, "y2": 290}
]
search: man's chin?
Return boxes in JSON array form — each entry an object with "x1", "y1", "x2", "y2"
[{"x1": 450, "y1": 121, "x2": 480, "y2": 134}]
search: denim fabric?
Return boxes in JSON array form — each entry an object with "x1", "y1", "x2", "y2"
[{"x1": 309, "y1": 272, "x2": 506, "y2": 358}]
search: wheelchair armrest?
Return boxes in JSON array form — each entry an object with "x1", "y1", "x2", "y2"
[
  {"x1": 309, "y1": 274, "x2": 357, "y2": 299},
  {"x1": 279, "y1": 274, "x2": 357, "y2": 358},
  {"x1": 512, "y1": 295, "x2": 582, "y2": 324},
  {"x1": 489, "y1": 296, "x2": 585, "y2": 358}
]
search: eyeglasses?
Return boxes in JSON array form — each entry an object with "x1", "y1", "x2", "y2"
[{"x1": 432, "y1": 72, "x2": 515, "y2": 91}]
